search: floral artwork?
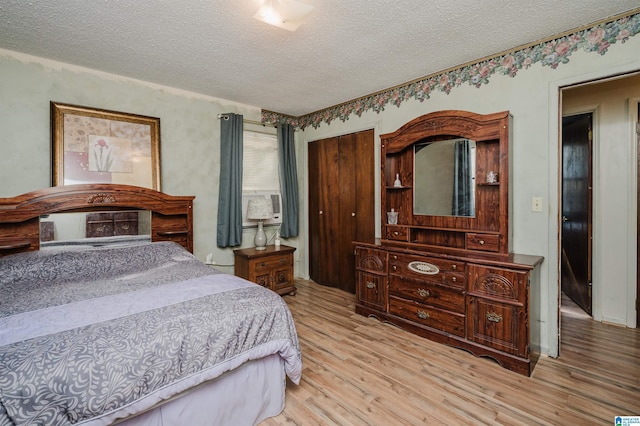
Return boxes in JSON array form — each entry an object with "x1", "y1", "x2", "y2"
[
  {"x1": 52, "y1": 103, "x2": 161, "y2": 190},
  {"x1": 88, "y1": 136, "x2": 133, "y2": 173},
  {"x1": 262, "y1": 11, "x2": 640, "y2": 129}
]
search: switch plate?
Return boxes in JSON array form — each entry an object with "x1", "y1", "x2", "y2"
[{"x1": 531, "y1": 197, "x2": 543, "y2": 212}]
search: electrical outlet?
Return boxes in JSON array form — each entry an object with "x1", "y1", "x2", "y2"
[{"x1": 531, "y1": 197, "x2": 543, "y2": 212}]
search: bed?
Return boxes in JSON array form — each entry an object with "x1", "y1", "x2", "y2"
[{"x1": 0, "y1": 184, "x2": 302, "y2": 426}]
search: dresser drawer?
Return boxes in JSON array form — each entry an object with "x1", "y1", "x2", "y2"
[
  {"x1": 385, "y1": 225, "x2": 409, "y2": 241},
  {"x1": 355, "y1": 247, "x2": 387, "y2": 273},
  {"x1": 154, "y1": 233, "x2": 188, "y2": 251},
  {"x1": 468, "y1": 264, "x2": 528, "y2": 304},
  {"x1": 466, "y1": 233, "x2": 500, "y2": 252},
  {"x1": 389, "y1": 296, "x2": 465, "y2": 337},
  {"x1": 389, "y1": 277, "x2": 464, "y2": 313},
  {"x1": 388, "y1": 253, "x2": 465, "y2": 288},
  {"x1": 272, "y1": 268, "x2": 293, "y2": 292},
  {"x1": 357, "y1": 271, "x2": 386, "y2": 310},
  {"x1": 114, "y1": 220, "x2": 138, "y2": 235},
  {"x1": 253, "y1": 255, "x2": 290, "y2": 272}
]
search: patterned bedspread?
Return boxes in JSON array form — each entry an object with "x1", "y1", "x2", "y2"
[{"x1": 0, "y1": 242, "x2": 301, "y2": 425}]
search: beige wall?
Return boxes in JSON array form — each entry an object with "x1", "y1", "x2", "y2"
[
  {"x1": 1, "y1": 32, "x2": 640, "y2": 357},
  {"x1": 0, "y1": 49, "x2": 267, "y2": 272},
  {"x1": 299, "y1": 36, "x2": 640, "y2": 357}
]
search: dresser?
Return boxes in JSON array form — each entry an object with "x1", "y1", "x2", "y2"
[
  {"x1": 234, "y1": 245, "x2": 296, "y2": 296},
  {"x1": 354, "y1": 110, "x2": 543, "y2": 376},
  {"x1": 355, "y1": 242, "x2": 542, "y2": 375}
]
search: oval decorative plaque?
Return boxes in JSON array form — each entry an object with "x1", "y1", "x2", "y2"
[{"x1": 408, "y1": 261, "x2": 439, "y2": 275}]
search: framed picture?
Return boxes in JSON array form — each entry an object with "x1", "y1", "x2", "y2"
[{"x1": 51, "y1": 102, "x2": 161, "y2": 190}]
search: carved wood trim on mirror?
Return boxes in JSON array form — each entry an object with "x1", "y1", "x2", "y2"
[
  {"x1": 381, "y1": 110, "x2": 512, "y2": 255},
  {"x1": 0, "y1": 184, "x2": 194, "y2": 256}
]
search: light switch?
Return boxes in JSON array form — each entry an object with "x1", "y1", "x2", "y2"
[{"x1": 531, "y1": 197, "x2": 543, "y2": 212}]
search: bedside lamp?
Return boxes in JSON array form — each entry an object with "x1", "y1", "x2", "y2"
[{"x1": 246, "y1": 198, "x2": 274, "y2": 250}]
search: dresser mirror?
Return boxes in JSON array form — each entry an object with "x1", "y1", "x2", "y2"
[
  {"x1": 40, "y1": 210, "x2": 151, "y2": 248},
  {"x1": 414, "y1": 138, "x2": 476, "y2": 217}
]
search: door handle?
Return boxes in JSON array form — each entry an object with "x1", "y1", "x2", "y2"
[{"x1": 562, "y1": 216, "x2": 569, "y2": 222}]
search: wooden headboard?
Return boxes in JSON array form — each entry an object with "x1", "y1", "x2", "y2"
[{"x1": 0, "y1": 184, "x2": 194, "y2": 257}]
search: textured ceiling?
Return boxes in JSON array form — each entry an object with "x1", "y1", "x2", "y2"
[{"x1": 0, "y1": 1, "x2": 638, "y2": 117}]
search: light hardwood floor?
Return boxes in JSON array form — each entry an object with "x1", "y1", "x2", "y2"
[{"x1": 262, "y1": 279, "x2": 640, "y2": 425}]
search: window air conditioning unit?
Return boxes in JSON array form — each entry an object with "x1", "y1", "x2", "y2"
[{"x1": 241, "y1": 191, "x2": 282, "y2": 228}]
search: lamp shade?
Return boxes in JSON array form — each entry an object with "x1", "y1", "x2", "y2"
[{"x1": 246, "y1": 198, "x2": 274, "y2": 220}]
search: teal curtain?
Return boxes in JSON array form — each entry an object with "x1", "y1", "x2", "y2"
[
  {"x1": 452, "y1": 139, "x2": 474, "y2": 216},
  {"x1": 278, "y1": 123, "x2": 299, "y2": 238},
  {"x1": 216, "y1": 113, "x2": 243, "y2": 247}
]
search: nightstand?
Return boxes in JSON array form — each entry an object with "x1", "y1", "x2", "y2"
[{"x1": 233, "y1": 245, "x2": 296, "y2": 296}]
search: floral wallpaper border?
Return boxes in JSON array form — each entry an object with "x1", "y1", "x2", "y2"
[{"x1": 262, "y1": 11, "x2": 640, "y2": 130}]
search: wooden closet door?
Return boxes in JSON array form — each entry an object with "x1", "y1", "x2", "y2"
[
  {"x1": 308, "y1": 129, "x2": 375, "y2": 293},
  {"x1": 308, "y1": 137, "x2": 340, "y2": 287},
  {"x1": 352, "y1": 130, "x2": 375, "y2": 244},
  {"x1": 337, "y1": 134, "x2": 357, "y2": 289}
]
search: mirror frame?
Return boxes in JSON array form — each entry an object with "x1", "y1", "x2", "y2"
[{"x1": 380, "y1": 110, "x2": 512, "y2": 253}]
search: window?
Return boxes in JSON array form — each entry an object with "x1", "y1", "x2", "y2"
[{"x1": 242, "y1": 130, "x2": 280, "y2": 191}]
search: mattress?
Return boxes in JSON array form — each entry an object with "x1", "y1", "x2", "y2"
[{"x1": 0, "y1": 242, "x2": 301, "y2": 425}]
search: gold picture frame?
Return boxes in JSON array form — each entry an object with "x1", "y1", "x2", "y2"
[{"x1": 51, "y1": 102, "x2": 161, "y2": 190}]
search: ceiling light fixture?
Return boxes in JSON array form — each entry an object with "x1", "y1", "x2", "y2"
[{"x1": 253, "y1": 0, "x2": 314, "y2": 32}]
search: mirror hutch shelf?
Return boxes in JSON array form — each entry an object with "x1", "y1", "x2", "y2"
[{"x1": 354, "y1": 110, "x2": 543, "y2": 376}]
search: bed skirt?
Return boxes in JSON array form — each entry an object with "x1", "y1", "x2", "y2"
[{"x1": 115, "y1": 354, "x2": 286, "y2": 426}]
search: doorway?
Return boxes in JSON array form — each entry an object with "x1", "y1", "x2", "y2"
[
  {"x1": 561, "y1": 113, "x2": 593, "y2": 315},
  {"x1": 560, "y1": 72, "x2": 640, "y2": 338}
]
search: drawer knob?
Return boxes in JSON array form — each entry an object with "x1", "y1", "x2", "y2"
[
  {"x1": 260, "y1": 262, "x2": 266, "y2": 267},
  {"x1": 451, "y1": 277, "x2": 456, "y2": 282},
  {"x1": 280, "y1": 258, "x2": 285, "y2": 264},
  {"x1": 392, "y1": 266, "x2": 397, "y2": 271},
  {"x1": 366, "y1": 281, "x2": 376, "y2": 289},
  {"x1": 479, "y1": 240, "x2": 485, "y2": 245},
  {"x1": 452, "y1": 264, "x2": 457, "y2": 270},
  {"x1": 486, "y1": 312, "x2": 503, "y2": 323},
  {"x1": 417, "y1": 310, "x2": 430, "y2": 320},
  {"x1": 417, "y1": 288, "x2": 430, "y2": 298},
  {"x1": 394, "y1": 231, "x2": 399, "y2": 236}
]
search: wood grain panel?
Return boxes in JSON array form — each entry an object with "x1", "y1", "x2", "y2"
[
  {"x1": 308, "y1": 130, "x2": 375, "y2": 293},
  {"x1": 380, "y1": 110, "x2": 512, "y2": 255},
  {"x1": 0, "y1": 184, "x2": 194, "y2": 254}
]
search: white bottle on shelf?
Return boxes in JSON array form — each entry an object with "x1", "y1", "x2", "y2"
[
  {"x1": 393, "y1": 173, "x2": 402, "y2": 187},
  {"x1": 387, "y1": 208, "x2": 398, "y2": 224}
]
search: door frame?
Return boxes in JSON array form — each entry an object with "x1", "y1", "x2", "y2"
[
  {"x1": 560, "y1": 111, "x2": 594, "y2": 316},
  {"x1": 631, "y1": 97, "x2": 640, "y2": 327},
  {"x1": 558, "y1": 106, "x2": 600, "y2": 329},
  {"x1": 551, "y1": 68, "x2": 640, "y2": 358}
]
